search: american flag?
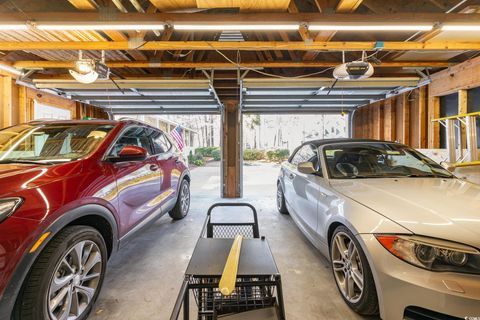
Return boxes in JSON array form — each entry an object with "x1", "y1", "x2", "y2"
[{"x1": 170, "y1": 126, "x2": 185, "y2": 151}]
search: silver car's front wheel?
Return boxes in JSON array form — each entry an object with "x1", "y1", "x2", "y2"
[
  {"x1": 331, "y1": 232, "x2": 364, "y2": 303},
  {"x1": 330, "y1": 226, "x2": 379, "y2": 316},
  {"x1": 276, "y1": 183, "x2": 288, "y2": 214}
]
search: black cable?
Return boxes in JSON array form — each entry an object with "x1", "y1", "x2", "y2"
[
  {"x1": 110, "y1": 77, "x2": 125, "y2": 94},
  {"x1": 326, "y1": 79, "x2": 338, "y2": 95}
]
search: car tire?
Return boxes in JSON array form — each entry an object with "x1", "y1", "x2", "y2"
[
  {"x1": 14, "y1": 225, "x2": 107, "y2": 320},
  {"x1": 169, "y1": 179, "x2": 190, "y2": 220},
  {"x1": 276, "y1": 183, "x2": 289, "y2": 214},
  {"x1": 330, "y1": 226, "x2": 379, "y2": 316}
]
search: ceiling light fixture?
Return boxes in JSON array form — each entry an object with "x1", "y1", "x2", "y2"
[
  {"x1": 174, "y1": 24, "x2": 299, "y2": 31},
  {"x1": 0, "y1": 63, "x2": 24, "y2": 76},
  {"x1": 37, "y1": 24, "x2": 165, "y2": 31},
  {"x1": 309, "y1": 24, "x2": 433, "y2": 31},
  {"x1": 0, "y1": 24, "x2": 28, "y2": 31},
  {"x1": 441, "y1": 25, "x2": 480, "y2": 31}
]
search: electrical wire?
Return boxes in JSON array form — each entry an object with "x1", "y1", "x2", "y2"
[
  {"x1": 211, "y1": 46, "x2": 335, "y2": 79},
  {"x1": 166, "y1": 50, "x2": 193, "y2": 58}
]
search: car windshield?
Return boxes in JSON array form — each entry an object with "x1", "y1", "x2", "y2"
[
  {"x1": 323, "y1": 143, "x2": 453, "y2": 179},
  {"x1": 0, "y1": 123, "x2": 114, "y2": 164}
]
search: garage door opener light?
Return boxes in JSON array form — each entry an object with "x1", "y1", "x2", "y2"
[
  {"x1": 308, "y1": 24, "x2": 433, "y2": 31},
  {"x1": 441, "y1": 25, "x2": 480, "y2": 31},
  {"x1": 36, "y1": 23, "x2": 165, "y2": 31},
  {"x1": 0, "y1": 24, "x2": 28, "y2": 30},
  {"x1": 173, "y1": 24, "x2": 300, "y2": 31}
]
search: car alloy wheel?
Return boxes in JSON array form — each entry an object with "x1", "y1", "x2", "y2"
[
  {"x1": 331, "y1": 232, "x2": 364, "y2": 304},
  {"x1": 47, "y1": 240, "x2": 102, "y2": 320},
  {"x1": 180, "y1": 182, "x2": 190, "y2": 215},
  {"x1": 276, "y1": 186, "x2": 284, "y2": 211}
]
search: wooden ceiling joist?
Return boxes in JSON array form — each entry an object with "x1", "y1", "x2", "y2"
[
  {"x1": 0, "y1": 12, "x2": 478, "y2": 24},
  {"x1": 304, "y1": 0, "x2": 363, "y2": 61},
  {"x1": 1, "y1": 41, "x2": 479, "y2": 51},
  {"x1": 67, "y1": 0, "x2": 98, "y2": 10},
  {"x1": 12, "y1": 60, "x2": 453, "y2": 69}
]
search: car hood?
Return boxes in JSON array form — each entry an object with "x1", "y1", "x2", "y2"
[
  {"x1": 0, "y1": 162, "x2": 82, "y2": 196},
  {"x1": 330, "y1": 178, "x2": 480, "y2": 248}
]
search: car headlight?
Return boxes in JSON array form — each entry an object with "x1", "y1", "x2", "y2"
[
  {"x1": 0, "y1": 197, "x2": 23, "y2": 223},
  {"x1": 375, "y1": 234, "x2": 480, "y2": 275}
]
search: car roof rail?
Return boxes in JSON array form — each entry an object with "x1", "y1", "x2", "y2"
[
  {"x1": 27, "y1": 118, "x2": 60, "y2": 123},
  {"x1": 118, "y1": 117, "x2": 158, "y2": 128}
]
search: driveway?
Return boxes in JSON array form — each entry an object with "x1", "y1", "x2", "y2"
[{"x1": 89, "y1": 161, "x2": 371, "y2": 320}]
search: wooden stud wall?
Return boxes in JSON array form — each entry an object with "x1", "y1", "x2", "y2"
[
  {"x1": 355, "y1": 56, "x2": 480, "y2": 149},
  {"x1": 0, "y1": 79, "x2": 108, "y2": 127},
  {"x1": 427, "y1": 55, "x2": 480, "y2": 148},
  {"x1": 353, "y1": 86, "x2": 428, "y2": 148}
]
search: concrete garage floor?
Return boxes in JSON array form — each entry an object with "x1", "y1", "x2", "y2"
[{"x1": 89, "y1": 161, "x2": 375, "y2": 320}]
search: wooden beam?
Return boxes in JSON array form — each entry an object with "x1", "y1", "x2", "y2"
[
  {"x1": 429, "y1": 55, "x2": 480, "y2": 96},
  {"x1": 336, "y1": 0, "x2": 364, "y2": 12},
  {"x1": 0, "y1": 75, "x2": 13, "y2": 127},
  {"x1": 18, "y1": 85, "x2": 27, "y2": 124},
  {"x1": 67, "y1": 0, "x2": 98, "y2": 10},
  {"x1": 396, "y1": 93, "x2": 409, "y2": 145},
  {"x1": 222, "y1": 99, "x2": 241, "y2": 198},
  {"x1": 1, "y1": 12, "x2": 478, "y2": 24},
  {"x1": 12, "y1": 60, "x2": 453, "y2": 69},
  {"x1": 383, "y1": 97, "x2": 396, "y2": 141},
  {"x1": 418, "y1": 86, "x2": 427, "y2": 148},
  {"x1": 428, "y1": 95, "x2": 440, "y2": 148},
  {"x1": 304, "y1": 0, "x2": 363, "y2": 61},
  {"x1": 458, "y1": 89, "x2": 468, "y2": 149},
  {"x1": 372, "y1": 101, "x2": 384, "y2": 140},
  {"x1": 2, "y1": 41, "x2": 480, "y2": 51}
]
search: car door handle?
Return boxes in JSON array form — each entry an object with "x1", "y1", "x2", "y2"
[
  {"x1": 150, "y1": 164, "x2": 159, "y2": 171},
  {"x1": 169, "y1": 155, "x2": 181, "y2": 163},
  {"x1": 319, "y1": 192, "x2": 327, "y2": 198}
]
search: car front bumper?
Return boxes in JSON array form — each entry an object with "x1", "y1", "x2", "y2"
[{"x1": 358, "y1": 234, "x2": 480, "y2": 320}]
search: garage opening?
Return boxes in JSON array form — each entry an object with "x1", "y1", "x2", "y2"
[
  {"x1": 1, "y1": 1, "x2": 480, "y2": 319},
  {"x1": 242, "y1": 113, "x2": 348, "y2": 198}
]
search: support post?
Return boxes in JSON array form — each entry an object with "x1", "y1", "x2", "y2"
[
  {"x1": 458, "y1": 89, "x2": 468, "y2": 157},
  {"x1": 222, "y1": 100, "x2": 242, "y2": 198},
  {"x1": 446, "y1": 119, "x2": 456, "y2": 163},
  {"x1": 466, "y1": 116, "x2": 478, "y2": 162},
  {"x1": 0, "y1": 75, "x2": 12, "y2": 127},
  {"x1": 428, "y1": 95, "x2": 440, "y2": 148}
]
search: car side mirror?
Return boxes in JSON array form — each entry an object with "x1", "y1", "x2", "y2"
[
  {"x1": 297, "y1": 161, "x2": 316, "y2": 174},
  {"x1": 109, "y1": 145, "x2": 147, "y2": 162}
]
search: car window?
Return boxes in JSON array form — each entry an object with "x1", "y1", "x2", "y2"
[
  {"x1": 0, "y1": 124, "x2": 113, "y2": 163},
  {"x1": 290, "y1": 144, "x2": 322, "y2": 175},
  {"x1": 110, "y1": 126, "x2": 153, "y2": 157},
  {"x1": 323, "y1": 143, "x2": 453, "y2": 179},
  {"x1": 151, "y1": 130, "x2": 172, "y2": 154}
]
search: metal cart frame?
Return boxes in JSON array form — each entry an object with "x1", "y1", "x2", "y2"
[{"x1": 170, "y1": 203, "x2": 286, "y2": 320}]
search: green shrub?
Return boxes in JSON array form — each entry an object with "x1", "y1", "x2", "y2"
[
  {"x1": 195, "y1": 147, "x2": 219, "y2": 157},
  {"x1": 211, "y1": 148, "x2": 221, "y2": 161},
  {"x1": 243, "y1": 149, "x2": 265, "y2": 161},
  {"x1": 188, "y1": 152, "x2": 205, "y2": 166},
  {"x1": 192, "y1": 158, "x2": 205, "y2": 166},
  {"x1": 266, "y1": 149, "x2": 290, "y2": 162}
]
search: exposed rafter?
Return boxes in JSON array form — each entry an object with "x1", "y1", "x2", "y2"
[
  {"x1": 1, "y1": 41, "x2": 479, "y2": 51},
  {"x1": 12, "y1": 60, "x2": 453, "y2": 69}
]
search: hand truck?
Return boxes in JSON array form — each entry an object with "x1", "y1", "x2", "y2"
[{"x1": 170, "y1": 203, "x2": 286, "y2": 320}]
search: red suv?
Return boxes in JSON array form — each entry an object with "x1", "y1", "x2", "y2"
[{"x1": 0, "y1": 119, "x2": 191, "y2": 320}]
